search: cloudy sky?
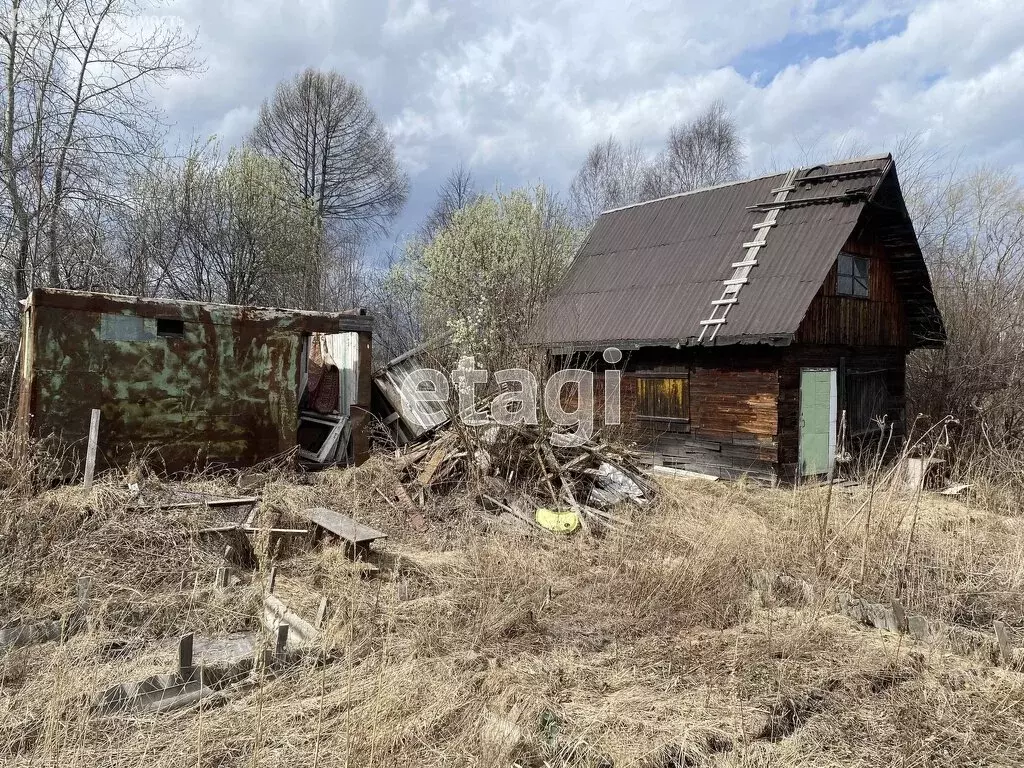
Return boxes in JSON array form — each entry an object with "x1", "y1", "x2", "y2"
[{"x1": 155, "y1": 0, "x2": 1024, "y2": 252}]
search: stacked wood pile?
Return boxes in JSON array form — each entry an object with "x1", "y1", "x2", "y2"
[{"x1": 386, "y1": 423, "x2": 656, "y2": 533}]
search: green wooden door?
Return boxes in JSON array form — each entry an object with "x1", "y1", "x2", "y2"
[{"x1": 799, "y1": 368, "x2": 837, "y2": 476}]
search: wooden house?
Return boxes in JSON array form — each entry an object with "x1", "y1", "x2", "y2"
[{"x1": 533, "y1": 154, "x2": 945, "y2": 482}]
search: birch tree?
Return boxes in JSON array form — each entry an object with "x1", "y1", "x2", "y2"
[
  {"x1": 568, "y1": 137, "x2": 647, "y2": 227},
  {"x1": 641, "y1": 100, "x2": 745, "y2": 198},
  {"x1": 568, "y1": 102, "x2": 745, "y2": 228}
]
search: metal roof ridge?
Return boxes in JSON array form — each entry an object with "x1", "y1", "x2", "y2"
[{"x1": 599, "y1": 152, "x2": 893, "y2": 217}]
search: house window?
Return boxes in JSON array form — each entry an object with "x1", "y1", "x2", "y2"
[
  {"x1": 156, "y1": 318, "x2": 185, "y2": 337},
  {"x1": 838, "y1": 252, "x2": 870, "y2": 298},
  {"x1": 636, "y1": 374, "x2": 690, "y2": 422}
]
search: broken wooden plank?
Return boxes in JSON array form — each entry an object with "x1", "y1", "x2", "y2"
[
  {"x1": 198, "y1": 524, "x2": 309, "y2": 536},
  {"x1": 305, "y1": 507, "x2": 387, "y2": 546},
  {"x1": 83, "y1": 408, "x2": 100, "y2": 490},
  {"x1": 150, "y1": 496, "x2": 259, "y2": 511},
  {"x1": 646, "y1": 466, "x2": 719, "y2": 482},
  {"x1": 416, "y1": 446, "x2": 450, "y2": 487},
  {"x1": 198, "y1": 525, "x2": 240, "y2": 534},
  {"x1": 263, "y1": 595, "x2": 319, "y2": 648},
  {"x1": 994, "y1": 620, "x2": 1013, "y2": 664},
  {"x1": 240, "y1": 526, "x2": 309, "y2": 535},
  {"x1": 940, "y1": 483, "x2": 972, "y2": 496},
  {"x1": 315, "y1": 597, "x2": 330, "y2": 630}
]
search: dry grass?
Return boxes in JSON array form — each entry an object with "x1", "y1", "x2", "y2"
[{"x1": 1, "y1": 456, "x2": 1023, "y2": 766}]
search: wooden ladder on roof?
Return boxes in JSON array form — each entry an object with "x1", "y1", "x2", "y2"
[{"x1": 697, "y1": 167, "x2": 800, "y2": 343}]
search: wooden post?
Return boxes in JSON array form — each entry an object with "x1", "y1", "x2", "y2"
[
  {"x1": 350, "y1": 331, "x2": 373, "y2": 465},
  {"x1": 215, "y1": 566, "x2": 231, "y2": 590},
  {"x1": 275, "y1": 624, "x2": 289, "y2": 659},
  {"x1": 76, "y1": 576, "x2": 92, "y2": 608},
  {"x1": 267, "y1": 566, "x2": 277, "y2": 594},
  {"x1": 315, "y1": 596, "x2": 330, "y2": 629},
  {"x1": 994, "y1": 620, "x2": 1013, "y2": 664},
  {"x1": 178, "y1": 633, "x2": 195, "y2": 680},
  {"x1": 890, "y1": 599, "x2": 908, "y2": 634},
  {"x1": 83, "y1": 408, "x2": 100, "y2": 489},
  {"x1": 75, "y1": 575, "x2": 92, "y2": 633}
]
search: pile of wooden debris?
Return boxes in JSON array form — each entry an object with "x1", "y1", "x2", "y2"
[{"x1": 387, "y1": 423, "x2": 655, "y2": 533}]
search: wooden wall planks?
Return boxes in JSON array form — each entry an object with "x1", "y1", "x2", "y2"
[{"x1": 796, "y1": 229, "x2": 910, "y2": 347}]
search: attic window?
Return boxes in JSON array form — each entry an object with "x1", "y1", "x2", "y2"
[
  {"x1": 635, "y1": 374, "x2": 690, "y2": 422},
  {"x1": 838, "y1": 252, "x2": 869, "y2": 298},
  {"x1": 156, "y1": 318, "x2": 185, "y2": 338}
]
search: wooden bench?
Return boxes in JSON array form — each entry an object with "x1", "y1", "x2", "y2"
[{"x1": 304, "y1": 508, "x2": 387, "y2": 550}]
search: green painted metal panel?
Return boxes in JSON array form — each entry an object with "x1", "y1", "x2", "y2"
[
  {"x1": 799, "y1": 368, "x2": 836, "y2": 476},
  {"x1": 27, "y1": 304, "x2": 303, "y2": 473}
]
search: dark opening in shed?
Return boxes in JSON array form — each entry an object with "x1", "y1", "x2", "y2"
[{"x1": 156, "y1": 318, "x2": 185, "y2": 337}]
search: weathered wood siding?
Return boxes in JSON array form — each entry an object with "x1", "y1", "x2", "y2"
[
  {"x1": 589, "y1": 347, "x2": 782, "y2": 482},
  {"x1": 796, "y1": 228, "x2": 910, "y2": 347},
  {"x1": 776, "y1": 346, "x2": 906, "y2": 481}
]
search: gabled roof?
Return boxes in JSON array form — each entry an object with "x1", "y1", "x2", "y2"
[{"x1": 533, "y1": 154, "x2": 944, "y2": 350}]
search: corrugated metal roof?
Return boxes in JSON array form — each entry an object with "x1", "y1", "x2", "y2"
[{"x1": 533, "y1": 154, "x2": 932, "y2": 349}]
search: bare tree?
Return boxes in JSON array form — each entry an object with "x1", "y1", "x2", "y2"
[
  {"x1": 642, "y1": 100, "x2": 744, "y2": 198},
  {"x1": 420, "y1": 163, "x2": 477, "y2": 240},
  {"x1": 248, "y1": 68, "x2": 409, "y2": 241},
  {"x1": 0, "y1": 0, "x2": 197, "y2": 306},
  {"x1": 568, "y1": 137, "x2": 647, "y2": 227},
  {"x1": 566, "y1": 102, "x2": 745, "y2": 229},
  {"x1": 115, "y1": 146, "x2": 327, "y2": 309},
  {"x1": 365, "y1": 242, "x2": 425, "y2": 363}
]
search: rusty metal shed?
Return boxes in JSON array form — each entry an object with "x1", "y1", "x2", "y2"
[{"x1": 17, "y1": 288, "x2": 373, "y2": 474}]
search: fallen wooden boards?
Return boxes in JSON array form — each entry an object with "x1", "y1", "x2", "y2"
[
  {"x1": 263, "y1": 594, "x2": 320, "y2": 649},
  {"x1": 150, "y1": 495, "x2": 258, "y2": 511},
  {"x1": 0, "y1": 576, "x2": 91, "y2": 651},
  {"x1": 199, "y1": 524, "x2": 309, "y2": 536},
  {"x1": 305, "y1": 507, "x2": 387, "y2": 547},
  {"x1": 94, "y1": 672, "x2": 216, "y2": 716},
  {"x1": 838, "y1": 592, "x2": 1022, "y2": 668}
]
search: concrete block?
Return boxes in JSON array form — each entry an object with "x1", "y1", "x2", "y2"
[
  {"x1": 864, "y1": 602, "x2": 891, "y2": 630},
  {"x1": 908, "y1": 615, "x2": 932, "y2": 642},
  {"x1": 263, "y1": 594, "x2": 320, "y2": 649}
]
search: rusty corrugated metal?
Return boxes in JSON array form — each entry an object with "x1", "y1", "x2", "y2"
[
  {"x1": 533, "y1": 154, "x2": 942, "y2": 350},
  {"x1": 17, "y1": 288, "x2": 373, "y2": 474}
]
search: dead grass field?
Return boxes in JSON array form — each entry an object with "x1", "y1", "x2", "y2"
[{"x1": 1, "y1": 459, "x2": 1022, "y2": 767}]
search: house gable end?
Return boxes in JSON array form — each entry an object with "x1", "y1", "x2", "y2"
[
  {"x1": 792, "y1": 164, "x2": 945, "y2": 350},
  {"x1": 794, "y1": 213, "x2": 911, "y2": 348}
]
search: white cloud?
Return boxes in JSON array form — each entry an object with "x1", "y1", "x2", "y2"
[
  {"x1": 156, "y1": 0, "x2": 1024, "y2": 237},
  {"x1": 382, "y1": 0, "x2": 450, "y2": 39}
]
